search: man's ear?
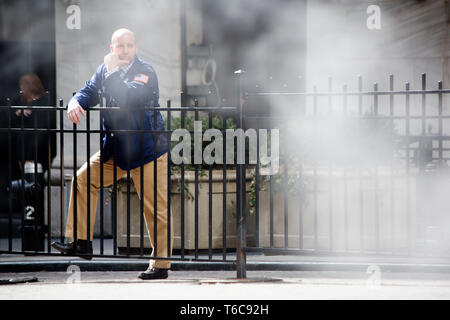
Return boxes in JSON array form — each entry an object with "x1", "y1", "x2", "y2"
[{"x1": 109, "y1": 44, "x2": 114, "y2": 53}]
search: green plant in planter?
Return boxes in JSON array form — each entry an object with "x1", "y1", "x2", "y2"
[
  {"x1": 248, "y1": 159, "x2": 307, "y2": 216},
  {"x1": 168, "y1": 114, "x2": 237, "y2": 171},
  {"x1": 168, "y1": 114, "x2": 241, "y2": 201}
]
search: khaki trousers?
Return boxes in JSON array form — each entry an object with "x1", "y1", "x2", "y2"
[{"x1": 66, "y1": 152, "x2": 172, "y2": 269}]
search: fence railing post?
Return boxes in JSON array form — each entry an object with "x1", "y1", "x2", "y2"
[{"x1": 235, "y1": 69, "x2": 246, "y2": 279}]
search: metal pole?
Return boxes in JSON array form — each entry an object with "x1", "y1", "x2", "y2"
[
  {"x1": 405, "y1": 82, "x2": 411, "y2": 255},
  {"x1": 208, "y1": 109, "x2": 213, "y2": 260},
  {"x1": 99, "y1": 91, "x2": 105, "y2": 255},
  {"x1": 389, "y1": 75, "x2": 395, "y2": 254},
  {"x1": 180, "y1": 93, "x2": 185, "y2": 260},
  {"x1": 86, "y1": 107, "x2": 91, "y2": 245},
  {"x1": 59, "y1": 100, "x2": 64, "y2": 243},
  {"x1": 235, "y1": 70, "x2": 246, "y2": 279},
  {"x1": 374, "y1": 82, "x2": 379, "y2": 253},
  {"x1": 139, "y1": 103, "x2": 145, "y2": 256},
  {"x1": 194, "y1": 99, "x2": 199, "y2": 260},
  {"x1": 167, "y1": 100, "x2": 172, "y2": 258},
  {"x1": 7, "y1": 98, "x2": 12, "y2": 252},
  {"x1": 46, "y1": 92, "x2": 52, "y2": 253},
  {"x1": 222, "y1": 114, "x2": 227, "y2": 260},
  {"x1": 153, "y1": 102, "x2": 158, "y2": 259}
]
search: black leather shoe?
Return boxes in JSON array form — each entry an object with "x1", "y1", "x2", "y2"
[
  {"x1": 51, "y1": 240, "x2": 93, "y2": 260},
  {"x1": 138, "y1": 268, "x2": 168, "y2": 280}
]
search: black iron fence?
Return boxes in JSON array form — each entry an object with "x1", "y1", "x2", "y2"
[
  {"x1": 1, "y1": 73, "x2": 450, "y2": 279},
  {"x1": 0, "y1": 76, "x2": 249, "y2": 278},
  {"x1": 244, "y1": 73, "x2": 450, "y2": 258}
]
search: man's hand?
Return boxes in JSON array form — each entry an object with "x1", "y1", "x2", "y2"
[
  {"x1": 15, "y1": 109, "x2": 32, "y2": 117},
  {"x1": 67, "y1": 98, "x2": 86, "y2": 124},
  {"x1": 104, "y1": 52, "x2": 129, "y2": 72}
]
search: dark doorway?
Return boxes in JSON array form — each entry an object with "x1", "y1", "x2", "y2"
[
  {"x1": 0, "y1": 0, "x2": 56, "y2": 105},
  {"x1": 0, "y1": 0, "x2": 56, "y2": 235}
]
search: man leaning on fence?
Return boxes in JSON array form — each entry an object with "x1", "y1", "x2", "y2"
[{"x1": 51, "y1": 28, "x2": 173, "y2": 280}]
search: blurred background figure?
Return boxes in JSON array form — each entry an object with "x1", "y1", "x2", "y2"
[
  {"x1": 0, "y1": 72, "x2": 56, "y2": 241},
  {"x1": 3, "y1": 74, "x2": 56, "y2": 250},
  {"x1": 13, "y1": 73, "x2": 54, "y2": 173},
  {"x1": 0, "y1": 0, "x2": 56, "y2": 239},
  {"x1": 17, "y1": 73, "x2": 46, "y2": 116}
]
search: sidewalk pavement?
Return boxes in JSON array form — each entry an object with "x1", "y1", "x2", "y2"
[{"x1": 1, "y1": 251, "x2": 450, "y2": 299}]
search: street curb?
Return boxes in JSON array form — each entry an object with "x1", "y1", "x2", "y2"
[{"x1": 2, "y1": 260, "x2": 450, "y2": 273}]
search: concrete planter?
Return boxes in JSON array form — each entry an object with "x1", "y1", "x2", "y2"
[{"x1": 116, "y1": 169, "x2": 254, "y2": 252}]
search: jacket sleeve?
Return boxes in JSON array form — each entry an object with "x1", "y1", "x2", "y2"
[
  {"x1": 73, "y1": 65, "x2": 103, "y2": 109},
  {"x1": 102, "y1": 67, "x2": 159, "y2": 109}
]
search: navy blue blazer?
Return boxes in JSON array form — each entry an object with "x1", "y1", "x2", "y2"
[{"x1": 73, "y1": 57, "x2": 168, "y2": 170}]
